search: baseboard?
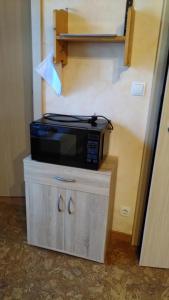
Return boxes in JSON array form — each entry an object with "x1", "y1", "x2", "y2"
[{"x1": 111, "y1": 230, "x2": 132, "y2": 244}]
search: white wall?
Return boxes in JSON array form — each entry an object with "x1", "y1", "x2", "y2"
[{"x1": 41, "y1": 0, "x2": 163, "y2": 234}]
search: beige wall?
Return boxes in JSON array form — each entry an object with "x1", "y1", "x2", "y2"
[{"x1": 41, "y1": 0, "x2": 163, "y2": 234}]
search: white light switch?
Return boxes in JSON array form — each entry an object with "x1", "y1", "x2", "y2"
[{"x1": 131, "y1": 81, "x2": 146, "y2": 96}]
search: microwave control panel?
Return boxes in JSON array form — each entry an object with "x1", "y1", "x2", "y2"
[{"x1": 87, "y1": 136, "x2": 99, "y2": 164}]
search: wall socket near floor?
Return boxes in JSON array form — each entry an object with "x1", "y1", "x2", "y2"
[{"x1": 120, "y1": 206, "x2": 131, "y2": 217}]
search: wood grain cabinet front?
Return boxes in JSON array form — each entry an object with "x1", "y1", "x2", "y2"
[
  {"x1": 24, "y1": 156, "x2": 117, "y2": 263},
  {"x1": 26, "y1": 182, "x2": 65, "y2": 251},
  {"x1": 64, "y1": 190, "x2": 108, "y2": 262}
]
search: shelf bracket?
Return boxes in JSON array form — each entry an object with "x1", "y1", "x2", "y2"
[
  {"x1": 53, "y1": 9, "x2": 68, "y2": 65},
  {"x1": 124, "y1": 6, "x2": 135, "y2": 66}
]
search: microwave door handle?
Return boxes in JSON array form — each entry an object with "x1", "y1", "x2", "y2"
[{"x1": 54, "y1": 176, "x2": 76, "y2": 183}]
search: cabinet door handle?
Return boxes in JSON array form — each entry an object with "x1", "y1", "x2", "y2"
[
  {"x1": 68, "y1": 196, "x2": 74, "y2": 215},
  {"x1": 54, "y1": 176, "x2": 76, "y2": 183},
  {"x1": 58, "y1": 194, "x2": 65, "y2": 212}
]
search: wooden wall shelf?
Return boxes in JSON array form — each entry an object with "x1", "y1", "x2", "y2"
[
  {"x1": 56, "y1": 34, "x2": 126, "y2": 43},
  {"x1": 53, "y1": 7, "x2": 135, "y2": 66}
]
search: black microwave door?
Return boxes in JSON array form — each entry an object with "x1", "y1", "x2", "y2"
[
  {"x1": 31, "y1": 127, "x2": 86, "y2": 166},
  {"x1": 31, "y1": 128, "x2": 60, "y2": 162},
  {"x1": 58, "y1": 132, "x2": 86, "y2": 167}
]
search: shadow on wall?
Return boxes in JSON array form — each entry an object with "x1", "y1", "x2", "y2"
[
  {"x1": 57, "y1": 10, "x2": 127, "y2": 96},
  {"x1": 111, "y1": 123, "x2": 144, "y2": 234},
  {"x1": 61, "y1": 43, "x2": 128, "y2": 97},
  {"x1": 68, "y1": 11, "x2": 125, "y2": 35},
  {"x1": 60, "y1": 9, "x2": 162, "y2": 97}
]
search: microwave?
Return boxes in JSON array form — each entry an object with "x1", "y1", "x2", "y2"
[{"x1": 30, "y1": 115, "x2": 112, "y2": 170}]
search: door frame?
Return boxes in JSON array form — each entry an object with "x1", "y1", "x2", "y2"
[
  {"x1": 31, "y1": 0, "x2": 43, "y2": 120},
  {"x1": 139, "y1": 65, "x2": 169, "y2": 268},
  {"x1": 132, "y1": 0, "x2": 169, "y2": 245}
]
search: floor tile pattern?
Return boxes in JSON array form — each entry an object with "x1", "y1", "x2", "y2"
[{"x1": 0, "y1": 199, "x2": 169, "y2": 300}]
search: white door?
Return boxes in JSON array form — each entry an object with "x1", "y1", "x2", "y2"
[
  {"x1": 0, "y1": 0, "x2": 32, "y2": 196},
  {"x1": 140, "y1": 67, "x2": 169, "y2": 268},
  {"x1": 64, "y1": 189, "x2": 109, "y2": 262},
  {"x1": 26, "y1": 182, "x2": 65, "y2": 251}
]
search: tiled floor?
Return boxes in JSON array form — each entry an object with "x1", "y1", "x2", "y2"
[{"x1": 0, "y1": 197, "x2": 169, "y2": 300}]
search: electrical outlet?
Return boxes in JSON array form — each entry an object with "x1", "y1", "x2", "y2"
[{"x1": 120, "y1": 206, "x2": 130, "y2": 217}]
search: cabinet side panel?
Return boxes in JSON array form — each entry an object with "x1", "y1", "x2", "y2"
[
  {"x1": 25, "y1": 181, "x2": 31, "y2": 243},
  {"x1": 105, "y1": 159, "x2": 118, "y2": 256}
]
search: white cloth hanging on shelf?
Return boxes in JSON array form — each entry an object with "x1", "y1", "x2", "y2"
[{"x1": 36, "y1": 51, "x2": 62, "y2": 96}]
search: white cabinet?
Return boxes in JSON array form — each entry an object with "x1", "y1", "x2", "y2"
[{"x1": 24, "y1": 156, "x2": 117, "y2": 263}]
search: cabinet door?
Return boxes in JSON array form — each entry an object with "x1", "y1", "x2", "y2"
[
  {"x1": 140, "y1": 68, "x2": 169, "y2": 268},
  {"x1": 26, "y1": 181, "x2": 65, "y2": 251},
  {"x1": 64, "y1": 190, "x2": 109, "y2": 262}
]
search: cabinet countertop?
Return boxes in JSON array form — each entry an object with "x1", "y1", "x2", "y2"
[{"x1": 24, "y1": 155, "x2": 118, "y2": 176}]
